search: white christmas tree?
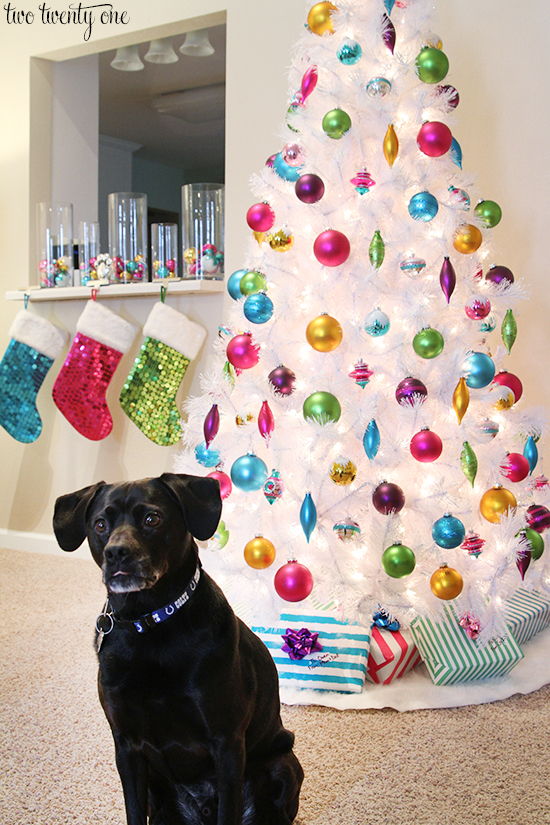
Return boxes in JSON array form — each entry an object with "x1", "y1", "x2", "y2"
[{"x1": 175, "y1": 0, "x2": 550, "y2": 644}]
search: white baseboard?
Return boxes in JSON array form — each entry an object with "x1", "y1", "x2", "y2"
[{"x1": 0, "y1": 528, "x2": 92, "y2": 560}]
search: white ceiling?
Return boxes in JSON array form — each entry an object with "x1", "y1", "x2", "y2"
[{"x1": 98, "y1": 24, "x2": 226, "y2": 174}]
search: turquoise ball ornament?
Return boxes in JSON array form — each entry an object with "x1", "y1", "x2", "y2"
[
  {"x1": 230, "y1": 452, "x2": 268, "y2": 492},
  {"x1": 228, "y1": 269, "x2": 247, "y2": 300},
  {"x1": 243, "y1": 292, "x2": 274, "y2": 324},
  {"x1": 272, "y1": 151, "x2": 303, "y2": 182},
  {"x1": 337, "y1": 38, "x2": 362, "y2": 65},
  {"x1": 194, "y1": 441, "x2": 221, "y2": 468},
  {"x1": 408, "y1": 191, "x2": 439, "y2": 221},
  {"x1": 415, "y1": 47, "x2": 449, "y2": 84},
  {"x1": 464, "y1": 351, "x2": 495, "y2": 389},
  {"x1": 303, "y1": 391, "x2": 341, "y2": 424},
  {"x1": 413, "y1": 327, "x2": 444, "y2": 359},
  {"x1": 382, "y1": 542, "x2": 416, "y2": 578},
  {"x1": 322, "y1": 108, "x2": 352, "y2": 139},
  {"x1": 432, "y1": 514, "x2": 466, "y2": 549}
]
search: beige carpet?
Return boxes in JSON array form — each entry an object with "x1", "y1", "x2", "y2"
[{"x1": 2, "y1": 546, "x2": 550, "y2": 825}]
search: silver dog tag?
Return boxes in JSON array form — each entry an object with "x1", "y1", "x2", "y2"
[{"x1": 95, "y1": 604, "x2": 114, "y2": 653}]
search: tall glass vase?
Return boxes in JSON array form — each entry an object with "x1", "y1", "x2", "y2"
[
  {"x1": 108, "y1": 192, "x2": 148, "y2": 283},
  {"x1": 181, "y1": 183, "x2": 224, "y2": 279},
  {"x1": 37, "y1": 202, "x2": 73, "y2": 288}
]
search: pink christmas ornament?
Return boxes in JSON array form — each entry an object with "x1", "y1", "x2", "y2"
[
  {"x1": 465, "y1": 295, "x2": 491, "y2": 320},
  {"x1": 492, "y1": 370, "x2": 523, "y2": 404},
  {"x1": 203, "y1": 403, "x2": 220, "y2": 448},
  {"x1": 410, "y1": 428, "x2": 443, "y2": 462},
  {"x1": 246, "y1": 202, "x2": 275, "y2": 233},
  {"x1": 439, "y1": 256, "x2": 456, "y2": 303},
  {"x1": 500, "y1": 453, "x2": 530, "y2": 483},
  {"x1": 258, "y1": 400, "x2": 275, "y2": 446},
  {"x1": 207, "y1": 469, "x2": 233, "y2": 499},
  {"x1": 282, "y1": 143, "x2": 306, "y2": 167},
  {"x1": 349, "y1": 360, "x2": 374, "y2": 388},
  {"x1": 274, "y1": 560, "x2": 314, "y2": 602},
  {"x1": 516, "y1": 547, "x2": 532, "y2": 580},
  {"x1": 417, "y1": 121, "x2": 453, "y2": 157},
  {"x1": 297, "y1": 65, "x2": 318, "y2": 106},
  {"x1": 313, "y1": 229, "x2": 350, "y2": 267},
  {"x1": 226, "y1": 333, "x2": 260, "y2": 371},
  {"x1": 461, "y1": 531, "x2": 485, "y2": 558}
]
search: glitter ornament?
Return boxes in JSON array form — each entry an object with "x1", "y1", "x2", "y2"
[
  {"x1": 369, "y1": 230, "x2": 385, "y2": 268},
  {"x1": 453, "y1": 224, "x2": 482, "y2": 254},
  {"x1": 474, "y1": 200, "x2": 502, "y2": 228},
  {"x1": 53, "y1": 301, "x2": 137, "y2": 442},
  {"x1": 382, "y1": 542, "x2": 416, "y2": 578},
  {"x1": 264, "y1": 470, "x2": 284, "y2": 504},
  {"x1": 462, "y1": 531, "x2": 485, "y2": 558},
  {"x1": 313, "y1": 229, "x2": 350, "y2": 266},
  {"x1": 410, "y1": 428, "x2": 442, "y2": 462},
  {"x1": 322, "y1": 108, "x2": 352, "y2": 139},
  {"x1": 194, "y1": 442, "x2": 221, "y2": 467},
  {"x1": 333, "y1": 518, "x2": 361, "y2": 541},
  {"x1": 244, "y1": 536, "x2": 277, "y2": 569},
  {"x1": 351, "y1": 170, "x2": 376, "y2": 195},
  {"x1": 365, "y1": 307, "x2": 390, "y2": 337},
  {"x1": 274, "y1": 560, "x2": 313, "y2": 602},
  {"x1": 300, "y1": 492, "x2": 317, "y2": 542},
  {"x1": 408, "y1": 191, "x2": 438, "y2": 221},
  {"x1": 0, "y1": 311, "x2": 67, "y2": 443},
  {"x1": 526, "y1": 504, "x2": 550, "y2": 533},
  {"x1": 524, "y1": 436, "x2": 538, "y2": 475},
  {"x1": 465, "y1": 295, "x2": 491, "y2": 320},
  {"x1": 439, "y1": 257, "x2": 456, "y2": 303},
  {"x1": 485, "y1": 265, "x2": 514, "y2": 287},
  {"x1": 363, "y1": 419, "x2": 381, "y2": 460},
  {"x1": 453, "y1": 377, "x2": 469, "y2": 424},
  {"x1": 268, "y1": 229, "x2": 294, "y2": 253},
  {"x1": 337, "y1": 38, "x2": 362, "y2": 65},
  {"x1": 306, "y1": 314, "x2": 343, "y2": 352},
  {"x1": 240, "y1": 270, "x2": 267, "y2": 296},
  {"x1": 243, "y1": 292, "x2": 274, "y2": 325},
  {"x1": 501, "y1": 309, "x2": 517, "y2": 354},
  {"x1": 432, "y1": 514, "x2": 466, "y2": 549},
  {"x1": 400, "y1": 256, "x2": 426, "y2": 278},
  {"x1": 493, "y1": 371, "x2": 522, "y2": 404},
  {"x1": 295, "y1": 173, "x2": 325, "y2": 203},
  {"x1": 230, "y1": 452, "x2": 268, "y2": 492},
  {"x1": 307, "y1": 2, "x2": 337, "y2": 35},
  {"x1": 372, "y1": 481, "x2": 405, "y2": 515},
  {"x1": 329, "y1": 458, "x2": 357, "y2": 485},
  {"x1": 460, "y1": 441, "x2": 478, "y2": 486},
  {"x1": 492, "y1": 384, "x2": 515, "y2": 411},
  {"x1": 366, "y1": 77, "x2": 392, "y2": 98},
  {"x1": 303, "y1": 391, "x2": 341, "y2": 424},
  {"x1": 207, "y1": 469, "x2": 232, "y2": 500},
  {"x1": 349, "y1": 360, "x2": 374, "y2": 388},
  {"x1": 246, "y1": 202, "x2": 275, "y2": 233},
  {"x1": 480, "y1": 485, "x2": 517, "y2": 523},
  {"x1": 430, "y1": 564, "x2": 463, "y2": 600},
  {"x1": 500, "y1": 453, "x2": 530, "y2": 483},
  {"x1": 395, "y1": 376, "x2": 428, "y2": 407},
  {"x1": 203, "y1": 404, "x2": 220, "y2": 448},
  {"x1": 464, "y1": 351, "x2": 495, "y2": 389},
  {"x1": 417, "y1": 121, "x2": 453, "y2": 157},
  {"x1": 226, "y1": 333, "x2": 260, "y2": 371},
  {"x1": 383, "y1": 124, "x2": 399, "y2": 167},
  {"x1": 268, "y1": 365, "x2": 296, "y2": 396},
  {"x1": 413, "y1": 327, "x2": 444, "y2": 359},
  {"x1": 415, "y1": 47, "x2": 449, "y2": 83}
]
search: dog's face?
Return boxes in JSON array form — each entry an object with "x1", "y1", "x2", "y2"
[{"x1": 53, "y1": 473, "x2": 222, "y2": 594}]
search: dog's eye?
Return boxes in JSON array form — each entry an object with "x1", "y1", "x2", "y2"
[
  {"x1": 94, "y1": 518, "x2": 108, "y2": 534},
  {"x1": 144, "y1": 513, "x2": 161, "y2": 528}
]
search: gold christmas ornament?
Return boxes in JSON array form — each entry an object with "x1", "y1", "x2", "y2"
[
  {"x1": 306, "y1": 313, "x2": 343, "y2": 352},
  {"x1": 453, "y1": 224, "x2": 482, "y2": 254},
  {"x1": 479, "y1": 484, "x2": 517, "y2": 523},
  {"x1": 430, "y1": 563, "x2": 463, "y2": 600},
  {"x1": 268, "y1": 229, "x2": 294, "y2": 252},
  {"x1": 184, "y1": 247, "x2": 196, "y2": 264},
  {"x1": 236, "y1": 412, "x2": 255, "y2": 426},
  {"x1": 383, "y1": 124, "x2": 399, "y2": 167},
  {"x1": 307, "y1": 2, "x2": 338, "y2": 35},
  {"x1": 244, "y1": 535, "x2": 277, "y2": 569},
  {"x1": 253, "y1": 231, "x2": 266, "y2": 245},
  {"x1": 492, "y1": 385, "x2": 515, "y2": 411},
  {"x1": 329, "y1": 458, "x2": 357, "y2": 485},
  {"x1": 453, "y1": 376, "x2": 469, "y2": 424}
]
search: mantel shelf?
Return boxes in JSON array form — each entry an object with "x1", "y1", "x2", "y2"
[{"x1": 5, "y1": 279, "x2": 225, "y2": 302}]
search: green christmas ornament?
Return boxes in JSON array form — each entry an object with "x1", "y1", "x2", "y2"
[
  {"x1": 460, "y1": 441, "x2": 478, "y2": 487},
  {"x1": 501, "y1": 309, "x2": 517, "y2": 354},
  {"x1": 412, "y1": 327, "x2": 444, "y2": 359},
  {"x1": 519, "y1": 527, "x2": 545, "y2": 561},
  {"x1": 223, "y1": 360, "x2": 236, "y2": 388},
  {"x1": 369, "y1": 230, "x2": 385, "y2": 268},
  {"x1": 415, "y1": 47, "x2": 449, "y2": 84},
  {"x1": 381, "y1": 542, "x2": 416, "y2": 578},
  {"x1": 303, "y1": 391, "x2": 341, "y2": 424},
  {"x1": 474, "y1": 199, "x2": 502, "y2": 228},
  {"x1": 240, "y1": 270, "x2": 267, "y2": 296},
  {"x1": 322, "y1": 108, "x2": 352, "y2": 139}
]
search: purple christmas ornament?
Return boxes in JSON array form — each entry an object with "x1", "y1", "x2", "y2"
[
  {"x1": 203, "y1": 404, "x2": 220, "y2": 448},
  {"x1": 382, "y1": 13, "x2": 396, "y2": 53},
  {"x1": 439, "y1": 256, "x2": 456, "y2": 303},
  {"x1": 395, "y1": 377, "x2": 428, "y2": 407},
  {"x1": 516, "y1": 547, "x2": 532, "y2": 580}
]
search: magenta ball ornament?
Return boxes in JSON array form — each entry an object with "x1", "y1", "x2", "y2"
[
  {"x1": 207, "y1": 469, "x2": 233, "y2": 500},
  {"x1": 372, "y1": 481, "x2": 405, "y2": 515},
  {"x1": 410, "y1": 428, "x2": 443, "y2": 462},
  {"x1": 465, "y1": 295, "x2": 491, "y2": 320},
  {"x1": 274, "y1": 560, "x2": 314, "y2": 602},
  {"x1": 246, "y1": 202, "x2": 275, "y2": 233},
  {"x1": 268, "y1": 365, "x2": 296, "y2": 396},
  {"x1": 417, "y1": 121, "x2": 453, "y2": 157},
  {"x1": 501, "y1": 453, "x2": 530, "y2": 483},
  {"x1": 493, "y1": 370, "x2": 523, "y2": 404},
  {"x1": 485, "y1": 265, "x2": 514, "y2": 287},
  {"x1": 313, "y1": 229, "x2": 350, "y2": 267},
  {"x1": 395, "y1": 377, "x2": 428, "y2": 407},
  {"x1": 226, "y1": 333, "x2": 260, "y2": 370},
  {"x1": 295, "y1": 174, "x2": 325, "y2": 204}
]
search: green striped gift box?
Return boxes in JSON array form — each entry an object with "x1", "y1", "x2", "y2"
[
  {"x1": 252, "y1": 611, "x2": 371, "y2": 693},
  {"x1": 410, "y1": 608, "x2": 523, "y2": 686},
  {"x1": 503, "y1": 589, "x2": 550, "y2": 645}
]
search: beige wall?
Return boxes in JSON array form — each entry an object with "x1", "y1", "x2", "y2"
[{"x1": 1, "y1": 1, "x2": 549, "y2": 552}]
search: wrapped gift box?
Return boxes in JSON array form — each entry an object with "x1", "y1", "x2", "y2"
[
  {"x1": 366, "y1": 626, "x2": 422, "y2": 685},
  {"x1": 252, "y1": 610, "x2": 370, "y2": 693},
  {"x1": 410, "y1": 607, "x2": 523, "y2": 686},
  {"x1": 503, "y1": 589, "x2": 550, "y2": 646}
]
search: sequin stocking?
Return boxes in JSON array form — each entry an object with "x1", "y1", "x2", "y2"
[
  {"x1": 0, "y1": 339, "x2": 54, "y2": 443},
  {"x1": 52, "y1": 332, "x2": 123, "y2": 441},
  {"x1": 119, "y1": 337, "x2": 190, "y2": 446}
]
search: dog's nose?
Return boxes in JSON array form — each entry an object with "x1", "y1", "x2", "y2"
[{"x1": 104, "y1": 543, "x2": 129, "y2": 565}]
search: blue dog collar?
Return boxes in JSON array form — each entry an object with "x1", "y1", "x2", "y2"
[{"x1": 96, "y1": 562, "x2": 201, "y2": 636}]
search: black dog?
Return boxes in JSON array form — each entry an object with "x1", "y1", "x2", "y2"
[{"x1": 53, "y1": 473, "x2": 303, "y2": 825}]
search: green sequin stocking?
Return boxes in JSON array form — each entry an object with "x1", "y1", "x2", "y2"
[{"x1": 119, "y1": 337, "x2": 191, "y2": 446}]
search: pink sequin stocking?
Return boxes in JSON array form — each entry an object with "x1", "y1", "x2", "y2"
[{"x1": 52, "y1": 332, "x2": 123, "y2": 440}]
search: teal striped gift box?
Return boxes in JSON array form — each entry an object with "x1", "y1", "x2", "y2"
[
  {"x1": 252, "y1": 611, "x2": 371, "y2": 693},
  {"x1": 410, "y1": 608, "x2": 523, "y2": 686},
  {"x1": 503, "y1": 589, "x2": 550, "y2": 645}
]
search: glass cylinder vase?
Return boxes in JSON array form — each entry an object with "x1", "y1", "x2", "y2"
[
  {"x1": 37, "y1": 202, "x2": 73, "y2": 288},
  {"x1": 181, "y1": 183, "x2": 224, "y2": 279},
  {"x1": 108, "y1": 192, "x2": 148, "y2": 283},
  {"x1": 151, "y1": 223, "x2": 178, "y2": 279},
  {"x1": 78, "y1": 221, "x2": 100, "y2": 285}
]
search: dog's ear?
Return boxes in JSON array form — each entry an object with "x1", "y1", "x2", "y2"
[
  {"x1": 158, "y1": 473, "x2": 222, "y2": 541},
  {"x1": 53, "y1": 482, "x2": 107, "y2": 552}
]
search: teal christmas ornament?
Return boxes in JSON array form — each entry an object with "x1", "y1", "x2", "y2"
[
  {"x1": 364, "y1": 307, "x2": 390, "y2": 337},
  {"x1": 366, "y1": 77, "x2": 392, "y2": 98},
  {"x1": 384, "y1": 0, "x2": 395, "y2": 13},
  {"x1": 337, "y1": 38, "x2": 362, "y2": 65},
  {"x1": 195, "y1": 441, "x2": 221, "y2": 467},
  {"x1": 227, "y1": 269, "x2": 247, "y2": 299},
  {"x1": 243, "y1": 292, "x2": 274, "y2": 324},
  {"x1": 449, "y1": 137, "x2": 462, "y2": 168},
  {"x1": 524, "y1": 436, "x2": 539, "y2": 475},
  {"x1": 464, "y1": 351, "x2": 495, "y2": 389},
  {"x1": 408, "y1": 191, "x2": 439, "y2": 221},
  {"x1": 272, "y1": 151, "x2": 303, "y2": 181},
  {"x1": 432, "y1": 514, "x2": 466, "y2": 549},
  {"x1": 363, "y1": 419, "x2": 381, "y2": 460},
  {"x1": 230, "y1": 452, "x2": 268, "y2": 491},
  {"x1": 300, "y1": 492, "x2": 317, "y2": 543}
]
